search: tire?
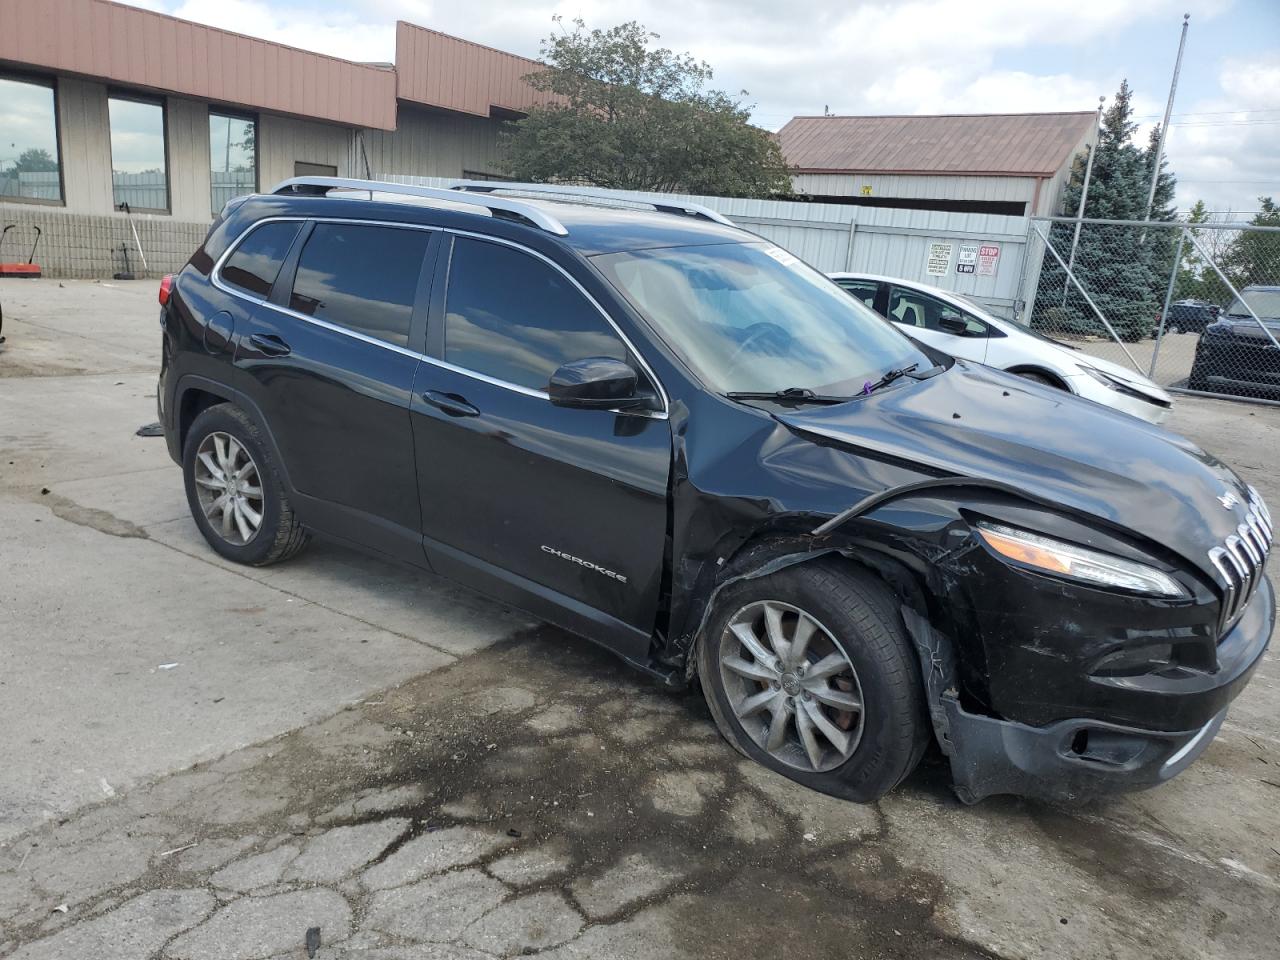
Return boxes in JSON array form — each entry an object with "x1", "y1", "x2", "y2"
[
  {"x1": 697, "y1": 560, "x2": 928, "y2": 802},
  {"x1": 182, "y1": 403, "x2": 309, "y2": 566},
  {"x1": 1015, "y1": 370, "x2": 1058, "y2": 388}
]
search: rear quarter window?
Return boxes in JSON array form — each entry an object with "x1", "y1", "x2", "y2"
[{"x1": 220, "y1": 221, "x2": 303, "y2": 297}]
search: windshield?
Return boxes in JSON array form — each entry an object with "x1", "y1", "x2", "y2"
[
  {"x1": 592, "y1": 242, "x2": 931, "y2": 395},
  {"x1": 1225, "y1": 289, "x2": 1280, "y2": 320}
]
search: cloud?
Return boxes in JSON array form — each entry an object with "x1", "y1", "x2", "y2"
[{"x1": 1162, "y1": 53, "x2": 1280, "y2": 216}]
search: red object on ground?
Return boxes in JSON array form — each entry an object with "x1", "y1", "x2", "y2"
[{"x1": 0, "y1": 263, "x2": 41, "y2": 278}]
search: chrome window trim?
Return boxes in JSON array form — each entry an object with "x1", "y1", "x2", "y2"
[
  {"x1": 211, "y1": 216, "x2": 431, "y2": 361},
  {"x1": 210, "y1": 216, "x2": 670, "y2": 420}
]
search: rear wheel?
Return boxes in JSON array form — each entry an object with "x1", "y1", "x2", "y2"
[
  {"x1": 183, "y1": 403, "x2": 309, "y2": 566},
  {"x1": 697, "y1": 561, "x2": 927, "y2": 802}
]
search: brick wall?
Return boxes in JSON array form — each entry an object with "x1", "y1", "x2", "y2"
[{"x1": 0, "y1": 206, "x2": 211, "y2": 279}]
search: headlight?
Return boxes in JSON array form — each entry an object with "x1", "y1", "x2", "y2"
[
  {"x1": 976, "y1": 522, "x2": 1186, "y2": 597},
  {"x1": 1078, "y1": 364, "x2": 1134, "y2": 391},
  {"x1": 1076, "y1": 365, "x2": 1168, "y2": 406}
]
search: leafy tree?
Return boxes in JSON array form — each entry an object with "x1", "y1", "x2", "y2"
[
  {"x1": 502, "y1": 19, "x2": 791, "y2": 198},
  {"x1": 1032, "y1": 81, "x2": 1179, "y2": 341},
  {"x1": 12, "y1": 147, "x2": 58, "y2": 173},
  {"x1": 1221, "y1": 197, "x2": 1280, "y2": 291},
  {"x1": 1175, "y1": 199, "x2": 1232, "y2": 304}
]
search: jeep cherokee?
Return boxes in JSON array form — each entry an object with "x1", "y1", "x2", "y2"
[{"x1": 157, "y1": 178, "x2": 1274, "y2": 803}]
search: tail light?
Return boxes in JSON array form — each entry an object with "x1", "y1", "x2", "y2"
[{"x1": 158, "y1": 274, "x2": 174, "y2": 306}]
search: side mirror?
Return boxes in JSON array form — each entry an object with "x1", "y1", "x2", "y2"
[
  {"x1": 938, "y1": 315, "x2": 969, "y2": 335},
  {"x1": 548, "y1": 357, "x2": 645, "y2": 409}
]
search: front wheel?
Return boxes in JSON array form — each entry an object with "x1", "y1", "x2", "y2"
[
  {"x1": 1015, "y1": 370, "x2": 1058, "y2": 388},
  {"x1": 697, "y1": 561, "x2": 928, "y2": 802},
  {"x1": 183, "y1": 403, "x2": 309, "y2": 566}
]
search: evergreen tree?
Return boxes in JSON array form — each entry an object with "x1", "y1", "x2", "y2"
[{"x1": 1032, "y1": 80, "x2": 1179, "y2": 341}]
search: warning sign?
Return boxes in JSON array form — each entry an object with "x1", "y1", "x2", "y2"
[
  {"x1": 977, "y1": 244, "x2": 1000, "y2": 276},
  {"x1": 926, "y1": 242, "x2": 953, "y2": 276},
  {"x1": 956, "y1": 243, "x2": 978, "y2": 274}
]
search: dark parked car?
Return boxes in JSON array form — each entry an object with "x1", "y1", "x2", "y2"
[
  {"x1": 1189, "y1": 286, "x2": 1280, "y2": 399},
  {"x1": 158, "y1": 178, "x2": 1273, "y2": 804},
  {"x1": 1157, "y1": 299, "x2": 1220, "y2": 336}
]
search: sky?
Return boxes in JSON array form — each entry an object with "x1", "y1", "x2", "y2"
[{"x1": 94, "y1": 1, "x2": 1280, "y2": 217}]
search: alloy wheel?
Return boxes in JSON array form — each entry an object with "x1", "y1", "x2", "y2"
[
  {"x1": 193, "y1": 431, "x2": 265, "y2": 545},
  {"x1": 718, "y1": 600, "x2": 865, "y2": 772}
]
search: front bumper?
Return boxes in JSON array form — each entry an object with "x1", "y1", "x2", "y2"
[
  {"x1": 944, "y1": 697, "x2": 1227, "y2": 804},
  {"x1": 945, "y1": 575, "x2": 1272, "y2": 803}
]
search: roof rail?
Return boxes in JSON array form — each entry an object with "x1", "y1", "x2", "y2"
[
  {"x1": 268, "y1": 176, "x2": 569, "y2": 236},
  {"x1": 450, "y1": 181, "x2": 738, "y2": 228}
]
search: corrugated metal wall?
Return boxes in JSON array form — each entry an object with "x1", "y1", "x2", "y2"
[
  {"x1": 792, "y1": 172, "x2": 1038, "y2": 206},
  {"x1": 394, "y1": 23, "x2": 560, "y2": 117},
  {"x1": 259, "y1": 114, "x2": 354, "y2": 188},
  {"x1": 388, "y1": 177, "x2": 1036, "y2": 320},
  {"x1": 55, "y1": 76, "x2": 113, "y2": 213},
  {"x1": 8, "y1": 77, "x2": 359, "y2": 220},
  {"x1": 359, "y1": 104, "x2": 506, "y2": 181},
  {"x1": 0, "y1": 0, "x2": 398, "y2": 130}
]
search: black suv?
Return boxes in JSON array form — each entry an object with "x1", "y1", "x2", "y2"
[
  {"x1": 1189, "y1": 286, "x2": 1280, "y2": 399},
  {"x1": 1158, "y1": 299, "x2": 1220, "y2": 336},
  {"x1": 158, "y1": 178, "x2": 1274, "y2": 803}
]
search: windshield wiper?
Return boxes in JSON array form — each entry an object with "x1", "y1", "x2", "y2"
[
  {"x1": 725, "y1": 387, "x2": 852, "y2": 405},
  {"x1": 861, "y1": 363, "x2": 920, "y2": 395}
]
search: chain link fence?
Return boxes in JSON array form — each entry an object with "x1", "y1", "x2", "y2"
[{"x1": 1026, "y1": 216, "x2": 1280, "y2": 404}]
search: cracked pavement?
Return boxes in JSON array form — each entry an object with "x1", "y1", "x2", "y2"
[
  {"x1": 4, "y1": 635, "x2": 1280, "y2": 959},
  {"x1": 2, "y1": 280, "x2": 1279, "y2": 958}
]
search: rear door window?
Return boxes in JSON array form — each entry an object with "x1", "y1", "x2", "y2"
[
  {"x1": 442, "y1": 236, "x2": 627, "y2": 391},
  {"x1": 288, "y1": 223, "x2": 431, "y2": 348},
  {"x1": 221, "y1": 221, "x2": 302, "y2": 297}
]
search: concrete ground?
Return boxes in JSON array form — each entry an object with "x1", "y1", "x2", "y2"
[{"x1": 1, "y1": 279, "x2": 1278, "y2": 959}]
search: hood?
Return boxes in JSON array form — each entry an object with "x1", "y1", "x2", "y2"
[
  {"x1": 776, "y1": 362, "x2": 1251, "y2": 579},
  {"x1": 1220, "y1": 315, "x2": 1280, "y2": 340}
]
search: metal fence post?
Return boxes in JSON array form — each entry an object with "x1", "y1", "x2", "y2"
[
  {"x1": 1030, "y1": 221, "x2": 1144, "y2": 372},
  {"x1": 1149, "y1": 228, "x2": 1186, "y2": 378}
]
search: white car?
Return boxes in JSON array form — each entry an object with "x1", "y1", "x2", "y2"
[{"x1": 828, "y1": 272, "x2": 1172, "y2": 425}]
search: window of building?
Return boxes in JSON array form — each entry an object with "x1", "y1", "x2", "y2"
[
  {"x1": 289, "y1": 223, "x2": 430, "y2": 347},
  {"x1": 294, "y1": 161, "x2": 337, "y2": 177},
  {"x1": 461, "y1": 169, "x2": 514, "y2": 182},
  {"x1": 210, "y1": 111, "x2": 257, "y2": 214},
  {"x1": 0, "y1": 75, "x2": 63, "y2": 204},
  {"x1": 444, "y1": 237, "x2": 627, "y2": 391},
  {"x1": 220, "y1": 221, "x2": 303, "y2": 298},
  {"x1": 108, "y1": 95, "x2": 168, "y2": 212}
]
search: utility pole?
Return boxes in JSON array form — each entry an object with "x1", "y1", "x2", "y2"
[
  {"x1": 1143, "y1": 13, "x2": 1190, "y2": 224},
  {"x1": 1063, "y1": 96, "x2": 1105, "y2": 302}
]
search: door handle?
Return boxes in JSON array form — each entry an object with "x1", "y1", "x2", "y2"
[
  {"x1": 249, "y1": 333, "x2": 291, "y2": 357},
  {"x1": 422, "y1": 390, "x2": 480, "y2": 418}
]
